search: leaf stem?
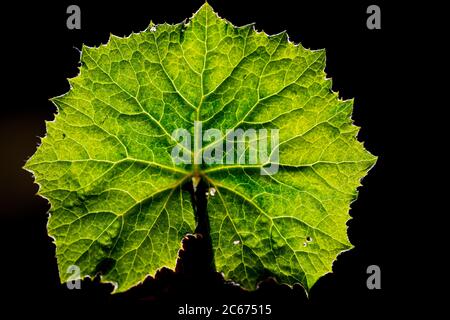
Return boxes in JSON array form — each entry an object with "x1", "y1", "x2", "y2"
[{"x1": 189, "y1": 175, "x2": 216, "y2": 273}]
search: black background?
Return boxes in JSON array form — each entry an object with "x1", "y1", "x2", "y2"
[{"x1": 0, "y1": 0, "x2": 413, "y2": 317}]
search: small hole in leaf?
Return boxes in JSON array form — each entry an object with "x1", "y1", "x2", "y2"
[
  {"x1": 306, "y1": 236, "x2": 312, "y2": 242},
  {"x1": 303, "y1": 242, "x2": 307, "y2": 247},
  {"x1": 94, "y1": 257, "x2": 116, "y2": 275}
]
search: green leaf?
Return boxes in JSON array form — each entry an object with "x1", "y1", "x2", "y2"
[{"x1": 25, "y1": 3, "x2": 376, "y2": 293}]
